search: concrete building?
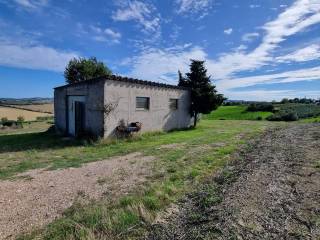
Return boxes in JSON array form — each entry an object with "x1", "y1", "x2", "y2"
[{"x1": 54, "y1": 75, "x2": 192, "y2": 138}]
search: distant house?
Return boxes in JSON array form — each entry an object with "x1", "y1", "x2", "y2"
[{"x1": 54, "y1": 75, "x2": 192, "y2": 138}]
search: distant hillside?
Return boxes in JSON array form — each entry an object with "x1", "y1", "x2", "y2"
[{"x1": 0, "y1": 98, "x2": 53, "y2": 105}]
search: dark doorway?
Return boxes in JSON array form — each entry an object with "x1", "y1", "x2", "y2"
[{"x1": 74, "y1": 101, "x2": 85, "y2": 137}]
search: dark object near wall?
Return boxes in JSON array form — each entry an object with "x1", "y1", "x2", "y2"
[{"x1": 116, "y1": 122, "x2": 142, "y2": 134}]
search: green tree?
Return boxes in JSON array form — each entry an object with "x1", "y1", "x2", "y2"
[
  {"x1": 64, "y1": 57, "x2": 112, "y2": 84},
  {"x1": 179, "y1": 60, "x2": 225, "y2": 127}
]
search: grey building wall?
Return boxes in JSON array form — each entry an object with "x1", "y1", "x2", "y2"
[
  {"x1": 103, "y1": 80, "x2": 191, "y2": 137},
  {"x1": 54, "y1": 87, "x2": 67, "y2": 134},
  {"x1": 54, "y1": 79, "x2": 191, "y2": 138},
  {"x1": 54, "y1": 81, "x2": 105, "y2": 137}
]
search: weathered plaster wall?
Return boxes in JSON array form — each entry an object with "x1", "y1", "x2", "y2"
[{"x1": 104, "y1": 80, "x2": 191, "y2": 137}]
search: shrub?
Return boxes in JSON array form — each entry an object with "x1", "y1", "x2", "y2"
[
  {"x1": 1, "y1": 117, "x2": 8, "y2": 123},
  {"x1": 2, "y1": 120, "x2": 15, "y2": 127},
  {"x1": 267, "y1": 112, "x2": 299, "y2": 121},
  {"x1": 36, "y1": 116, "x2": 54, "y2": 121},
  {"x1": 276, "y1": 103, "x2": 320, "y2": 119},
  {"x1": 283, "y1": 112, "x2": 299, "y2": 121},
  {"x1": 256, "y1": 116, "x2": 263, "y2": 120},
  {"x1": 17, "y1": 116, "x2": 25, "y2": 123},
  {"x1": 247, "y1": 103, "x2": 274, "y2": 112}
]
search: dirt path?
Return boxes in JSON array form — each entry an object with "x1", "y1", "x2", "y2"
[
  {"x1": 147, "y1": 123, "x2": 320, "y2": 240},
  {"x1": 0, "y1": 152, "x2": 155, "y2": 240}
]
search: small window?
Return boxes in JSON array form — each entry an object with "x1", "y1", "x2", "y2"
[
  {"x1": 169, "y1": 99, "x2": 178, "y2": 110},
  {"x1": 136, "y1": 97, "x2": 150, "y2": 110}
]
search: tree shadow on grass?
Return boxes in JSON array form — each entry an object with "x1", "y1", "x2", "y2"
[{"x1": 0, "y1": 131, "x2": 83, "y2": 153}]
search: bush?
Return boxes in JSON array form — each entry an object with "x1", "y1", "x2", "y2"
[
  {"x1": 36, "y1": 116, "x2": 53, "y2": 121},
  {"x1": 267, "y1": 112, "x2": 299, "y2": 121},
  {"x1": 275, "y1": 103, "x2": 320, "y2": 119},
  {"x1": 2, "y1": 120, "x2": 15, "y2": 127},
  {"x1": 1, "y1": 120, "x2": 22, "y2": 127},
  {"x1": 17, "y1": 116, "x2": 25, "y2": 123},
  {"x1": 282, "y1": 112, "x2": 299, "y2": 121},
  {"x1": 1, "y1": 117, "x2": 8, "y2": 123},
  {"x1": 247, "y1": 103, "x2": 274, "y2": 112},
  {"x1": 256, "y1": 116, "x2": 263, "y2": 120}
]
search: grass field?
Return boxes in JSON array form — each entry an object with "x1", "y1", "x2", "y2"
[
  {"x1": 0, "y1": 106, "x2": 53, "y2": 121},
  {"x1": 203, "y1": 105, "x2": 273, "y2": 120},
  {"x1": 0, "y1": 119, "x2": 282, "y2": 239},
  {"x1": 6, "y1": 103, "x2": 54, "y2": 114}
]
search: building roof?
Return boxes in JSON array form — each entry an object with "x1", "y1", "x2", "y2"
[{"x1": 54, "y1": 75, "x2": 188, "y2": 90}]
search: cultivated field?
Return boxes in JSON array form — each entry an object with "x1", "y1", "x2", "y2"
[
  {"x1": 5, "y1": 103, "x2": 54, "y2": 114},
  {"x1": 0, "y1": 106, "x2": 53, "y2": 121}
]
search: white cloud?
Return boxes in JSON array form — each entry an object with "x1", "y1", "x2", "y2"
[
  {"x1": 242, "y1": 32, "x2": 259, "y2": 42},
  {"x1": 224, "y1": 89, "x2": 320, "y2": 101},
  {"x1": 0, "y1": 42, "x2": 78, "y2": 72},
  {"x1": 207, "y1": 0, "x2": 320, "y2": 79},
  {"x1": 276, "y1": 44, "x2": 320, "y2": 63},
  {"x1": 12, "y1": 0, "x2": 48, "y2": 9},
  {"x1": 123, "y1": 45, "x2": 207, "y2": 82},
  {"x1": 217, "y1": 66, "x2": 320, "y2": 90},
  {"x1": 224, "y1": 28, "x2": 233, "y2": 35},
  {"x1": 120, "y1": 0, "x2": 320, "y2": 100},
  {"x1": 122, "y1": 44, "x2": 320, "y2": 100},
  {"x1": 175, "y1": 0, "x2": 212, "y2": 17},
  {"x1": 124, "y1": 0, "x2": 320, "y2": 83},
  {"x1": 112, "y1": 1, "x2": 160, "y2": 34},
  {"x1": 104, "y1": 28, "x2": 121, "y2": 39},
  {"x1": 249, "y1": 4, "x2": 260, "y2": 8},
  {"x1": 90, "y1": 26, "x2": 121, "y2": 44}
]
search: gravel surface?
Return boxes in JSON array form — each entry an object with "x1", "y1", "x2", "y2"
[
  {"x1": 147, "y1": 123, "x2": 320, "y2": 240},
  {"x1": 0, "y1": 152, "x2": 155, "y2": 240}
]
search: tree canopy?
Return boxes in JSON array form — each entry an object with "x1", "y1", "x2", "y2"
[
  {"x1": 179, "y1": 60, "x2": 225, "y2": 127},
  {"x1": 64, "y1": 57, "x2": 112, "y2": 84}
]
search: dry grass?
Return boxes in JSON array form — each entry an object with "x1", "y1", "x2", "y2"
[
  {"x1": 7, "y1": 104, "x2": 54, "y2": 114},
  {"x1": 0, "y1": 106, "x2": 52, "y2": 121}
]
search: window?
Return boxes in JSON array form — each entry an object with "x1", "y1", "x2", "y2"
[
  {"x1": 169, "y1": 98, "x2": 178, "y2": 110},
  {"x1": 136, "y1": 97, "x2": 150, "y2": 110}
]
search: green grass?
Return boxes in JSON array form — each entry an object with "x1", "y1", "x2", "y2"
[
  {"x1": 300, "y1": 116, "x2": 320, "y2": 123},
  {"x1": 203, "y1": 106, "x2": 273, "y2": 120},
  {"x1": 0, "y1": 120, "x2": 275, "y2": 180},
  {"x1": 4, "y1": 119, "x2": 282, "y2": 239}
]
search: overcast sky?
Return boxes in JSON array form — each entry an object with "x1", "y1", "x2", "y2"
[{"x1": 0, "y1": 0, "x2": 319, "y2": 100}]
